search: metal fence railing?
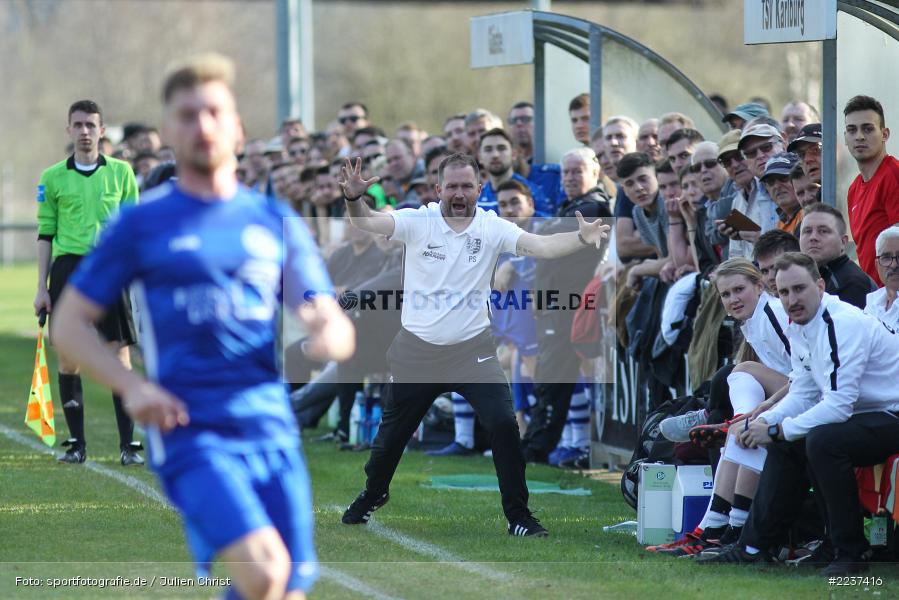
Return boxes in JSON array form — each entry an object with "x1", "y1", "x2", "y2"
[{"x1": 0, "y1": 223, "x2": 38, "y2": 265}]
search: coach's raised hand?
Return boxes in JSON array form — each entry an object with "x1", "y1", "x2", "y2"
[
  {"x1": 339, "y1": 158, "x2": 380, "y2": 200},
  {"x1": 575, "y1": 210, "x2": 611, "y2": 249}
]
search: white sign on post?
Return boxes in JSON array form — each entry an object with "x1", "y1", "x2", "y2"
[
  {"x1": 470, "y1": 11, "x2": 535, "y2": 69},
  {"x1": 744, "y1": 0, "x2": 837, "y2": 44}
]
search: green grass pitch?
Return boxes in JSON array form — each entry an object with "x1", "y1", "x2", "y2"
[{"x1": 1, "y1": 264, "x2": 896, "y2": 599}]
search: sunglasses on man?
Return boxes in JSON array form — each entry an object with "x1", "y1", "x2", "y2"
[
  {"x1": 742, "y1": 141, "x2": 775, "y2": 160},
  {"x1": 717, "y1": 153, "x2": 744, "y2": 168},
  {"x1": 689, "y1": 159, "x2": 719, "y2": 173}
]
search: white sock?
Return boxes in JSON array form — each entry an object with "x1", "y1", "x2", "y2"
[
  {"x1": 729, "y1": 507, "x2": 749, "y2": 528},
  {"x1": 703, "y1": 510, "x2": 729, "y2": 529},
  {"x1": 451, "y1": 393, "x2": 474, "y2": 449},
  {"x1": 726, "y1": 371, "x2": 766, "y2": 416},
  {"x1": 698, "y1": 496, "x2": 715, "y2": 528},
  {"x1": 744, "y1": 545, "x2": 760, "y2": 555},
  {"x1": 568, "y1": 388, "x2": 590, "y2": 449}
]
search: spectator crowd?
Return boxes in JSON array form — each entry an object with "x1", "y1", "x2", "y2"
[{"x1": 60, "y1": 86, "x2": 899, "y2": 576}]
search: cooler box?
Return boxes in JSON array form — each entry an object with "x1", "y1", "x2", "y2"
[
  {"x1": 671, "y1": 465, "x2": 714, "y2": 539},
  {"x1": 637, "y1": 464, "x2": 676, "y2": 545}
]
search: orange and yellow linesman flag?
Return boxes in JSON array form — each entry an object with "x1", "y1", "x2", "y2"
[{"x1": 25, "y1": 311, "x2": 56, "y2": 446}]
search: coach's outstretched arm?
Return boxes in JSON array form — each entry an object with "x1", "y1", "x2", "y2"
[
  {"x1": 516, "y1": 211, "x2": 610, "y2": 259},
  {"x1": 51, "y1": 288, "x2": 189, "y2": 432},
  {"x1": 339, "y1": 158, "x2": 396, "y2": 238}
]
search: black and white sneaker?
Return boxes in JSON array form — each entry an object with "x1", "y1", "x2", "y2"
[
  {"x1": 697, "y1": 542, "x2": 773, "y2": 564},
  {"x1": 120, "y1": 441, "x2": 145, "y2": 466},
  {"x1": 341, "y1": 490, "x2": 390, "y2": 524},
  {"x1": 508, "y1": 514, "x2": 549, "y2": 537},
  {"x1": 58, "y1": 438, "x2": 86, "y2": 464}
]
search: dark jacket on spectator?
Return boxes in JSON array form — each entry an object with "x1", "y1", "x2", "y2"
[
  {"x1": 821, "y1": 254, "x2": 877, "y2": 310},
  {"x1": 693, "y1": 206, "x2": 721, "y2": 272},
  {"x1": 705, "y1": 181, "x2": 736, "y2": 254}
]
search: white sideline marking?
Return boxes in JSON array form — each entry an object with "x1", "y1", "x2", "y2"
[
  {"x1": 0, "y1": 423, "x2": 171, "y2": 507},
  {"x1": 329, "y1": 505, "x2": 512, "y2": 582},
  {"x1": 0, "y1": 423, "x2": 400, "y2": 599},
  {"x1": 319, "y1": 566, "x2": 404, "y2": 600}
]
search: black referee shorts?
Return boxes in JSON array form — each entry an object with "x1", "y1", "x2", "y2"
[{"x1": 48, "y1": 253, "x2": 137, "y2": 346}]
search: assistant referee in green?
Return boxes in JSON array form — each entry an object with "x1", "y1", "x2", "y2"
[{"x1": 34, "y1": 100, "x2": 143, "y2": 466}]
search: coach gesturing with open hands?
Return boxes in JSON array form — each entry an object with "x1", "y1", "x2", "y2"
[
  {"x1": 338, "y1": 153, "x2": 608, "y2": 537},
  {"x1": 339, "y1": 155, "x2": 609, "y2": 249}
]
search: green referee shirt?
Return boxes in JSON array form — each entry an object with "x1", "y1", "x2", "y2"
[{"x1": 37, "y1": 154, "x2": 139, "y2": 258}]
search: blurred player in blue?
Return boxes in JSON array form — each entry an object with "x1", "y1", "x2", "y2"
[{"x1": 51, "y1": 54, "x2": 354, "y2": 600}]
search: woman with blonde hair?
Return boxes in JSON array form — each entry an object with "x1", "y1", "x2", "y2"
[{"x1": 649, "y1": 258, "x2": 791, "y2": 556}]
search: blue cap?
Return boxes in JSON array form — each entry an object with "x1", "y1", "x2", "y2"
[
  {"x1": 761, "y1": 152, "x2": 800, "y2": 181},
  {"x1": 723, "y1": 102, "x2": 769, "y2": 124}
]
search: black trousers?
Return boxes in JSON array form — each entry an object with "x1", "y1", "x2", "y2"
[
  {"x1": 520, "y1": 332, "x2": 582, "y2": 463},
  {"x1": 742, "y1": 411, "x2": 899, "y2": 558},
  {"x1": 363, "y1": 328, "x2": 530, "y2": 523},
  {"x1": 706, "y1": 363, "x2": 736, "y2": 425}
]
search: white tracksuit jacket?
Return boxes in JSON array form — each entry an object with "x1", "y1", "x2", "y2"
[
  {"x1": 761, "y1": 293, "x2": 899, "y2": 441},
  {"x1": 741, "y1": 293, "x2": 792, "y2": 376}
]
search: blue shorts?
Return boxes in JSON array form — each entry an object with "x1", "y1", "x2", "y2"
[
  {"x1": 511, "y1": 358, "x2": 535, "y2": 413},
  {"x1": 158, "y1": 445, "x2": 318, "y2": 593},
  {"x1": 511, "y1": 380, "x2": 535, "y2": 413}
]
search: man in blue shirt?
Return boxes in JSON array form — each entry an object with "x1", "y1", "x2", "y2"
[
  {"x1": 507, "y1": 101, "x2": 564, "y2": 212},
  {"x1": 477, "y1": 128, "x2": 551, "y2": 216},
  {"x1": 51, "y1": 53, "x2": 354, "y2": 600}
]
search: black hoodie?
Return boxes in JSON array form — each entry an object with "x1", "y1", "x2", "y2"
[{"x1": 821, "y1": 253, "x2": 877, "y2": 310}]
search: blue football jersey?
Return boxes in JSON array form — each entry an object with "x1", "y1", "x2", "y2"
[
  {"x1": 490, "y1": 219, "x2": 539, "y2": 356},
  {"x1": 69, "y1": 183, "x2": 333, "y2": 463},
  {"x1": 478, "y1": 173, "x2": 551, "y2": 217},
  {"x1": 527, "y1": 162, "x2": 563, "y2": 215}
]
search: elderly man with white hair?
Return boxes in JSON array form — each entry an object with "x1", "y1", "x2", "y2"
[
  {"x1": 864, "y1": 225, "x2": 899, "y2": 329},
  {"x1": 693, "y1": 140, "x2": 734, "y2": 257},
  {"x1": 521, "y1": 146, "x2": 614, "y2": 464},
  {"x1": 665, "y1": 142, "x2": 728, "y2": 282}
]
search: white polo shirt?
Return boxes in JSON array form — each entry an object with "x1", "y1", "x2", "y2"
[
  {"x1": 390, "y1": 202, "x2": 524, "y2": 344},
  {"x1": 864, "y1": 287, "x2": 899, "y2": 331}
]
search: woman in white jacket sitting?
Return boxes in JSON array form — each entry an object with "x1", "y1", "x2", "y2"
[{"x1": 649, "y1": 259, "x2": 792, "y2": 556}]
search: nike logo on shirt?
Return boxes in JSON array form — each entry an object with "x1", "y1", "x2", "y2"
[
  {"x1": 427, "y1": 243, "x2": 444, "y2": 249},
  {"x1": 477, "y1": 356, "x2": 494, "y2": 363}
]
